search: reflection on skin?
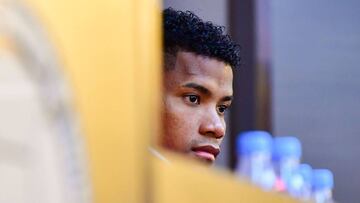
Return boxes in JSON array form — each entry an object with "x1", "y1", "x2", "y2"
[{"x1": 162, "y1": 52, "x2": 233, "y2": 165}]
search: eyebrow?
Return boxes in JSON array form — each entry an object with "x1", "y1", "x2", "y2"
[
  {"x1": 221, "y1": 96, "x2": 233, "y2": 102},
  {"x1": 182, "y1": 83, "x2": 233, "y2": 102},
  {"x1": 182, "y1": 83, "x2": 211, "y2": 95}
]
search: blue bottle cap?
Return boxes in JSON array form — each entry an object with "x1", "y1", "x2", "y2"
[
  {"x1": 272, "y1": 136, "x2": 302, "y2": 161},
  {"x1": 298, "y1": 164, "x2": 312, "y2": 183},
  {"x1": 312, "y1": 169, "x2": 334, "y2": 190},
  {"x1": 236, "y1": 131, "x2": 272, "y2": 155}
]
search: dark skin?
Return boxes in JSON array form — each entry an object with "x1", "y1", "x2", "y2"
[{"x1": 162, "y1": 51, "x2": 233, "y2": 164}]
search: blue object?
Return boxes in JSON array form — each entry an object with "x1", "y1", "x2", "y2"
[
  {"x1": 312, "y1": 169, "x2": 334, "y2": 190},
  {"x1": 237, "y1": 131, "x2": 272, "y2": 155},
  {"x1": 236, "y1": 131, "x2": 276, "y2": 191},
  {"x1": 272, "y1": 136, "x2": 302, "y2": 161},
  {"x1": 298, "y1": 164, "x2": 312, "y2": 183}
]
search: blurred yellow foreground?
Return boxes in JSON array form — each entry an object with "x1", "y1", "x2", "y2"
[{"x1": 0, "y1": 0, "x2": 299, "y2": 202}]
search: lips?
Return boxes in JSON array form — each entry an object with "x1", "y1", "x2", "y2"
[{"x1": 191, "y1": 145, "x2": 220, "y2": 162}]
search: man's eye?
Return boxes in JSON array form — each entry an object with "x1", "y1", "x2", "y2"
[
  {"x1": 185, "y1": 95, "x2": 200, "y2": 105},
  {"x1": 217, "y1": 105, "x2": 228, "y2": 114}
]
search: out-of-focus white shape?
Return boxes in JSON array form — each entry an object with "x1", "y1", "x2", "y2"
[
  {"x1": 149, "y1": 147, "x2": 170, "y2": 164},
  {"x1": 0, "y1": 1, "x2": 91, "y2": 203}
]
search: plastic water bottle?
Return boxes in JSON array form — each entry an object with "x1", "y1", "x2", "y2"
[
  {"x1": 312, "y1": 169, "x2": 334, "y2": 203},
  {"x1": 286, "y1": 163, "x2": 313, "y2": 200},
  {"x1": 236, "y1": 131, "x2": 276, "y2": 191},
  {"x1": 297, "y1": 164, "x2": 313, "y2": 200},
  {"x1": 272, "y1": 136, "x2": 302, "y2": 196}
]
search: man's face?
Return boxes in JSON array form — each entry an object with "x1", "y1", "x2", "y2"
[{"x1": 162, "y1": 51, "x2": 233, "y2": 164}]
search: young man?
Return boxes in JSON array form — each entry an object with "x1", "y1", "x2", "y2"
[{"x1": 161, "y1": 8, "x2": 240, "y2": 164}]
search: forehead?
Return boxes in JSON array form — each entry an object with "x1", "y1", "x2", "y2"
[{"x1": 167, "y1": 52, "x2": 233, "y2": 90}]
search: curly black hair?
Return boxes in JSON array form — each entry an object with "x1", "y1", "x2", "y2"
[{"x1": 163, "y1": 8, "x2": 240, "y2": 69}]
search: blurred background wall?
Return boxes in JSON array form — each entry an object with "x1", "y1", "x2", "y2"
[{"x1": 271, "y1": 1, "x2": 360, "y2": 203}]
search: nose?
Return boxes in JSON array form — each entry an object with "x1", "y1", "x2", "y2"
[{"x1": 199, "y1": 108, "x2": 225, "y2": 139}]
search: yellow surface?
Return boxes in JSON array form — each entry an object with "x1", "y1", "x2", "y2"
[
  {"x1": 153, "y1": 150, "x2": 300, "y2": 203},
  {"x1": 18, "y1": 0, "x2": 301, "y2": 202},
  {"x1": 24, "y1": 0, "x2": 162, "y2": 202}
]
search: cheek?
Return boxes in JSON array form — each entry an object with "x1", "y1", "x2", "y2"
[{"x1": 162, "y1": 99, "x2": 197, "y2": 151}]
